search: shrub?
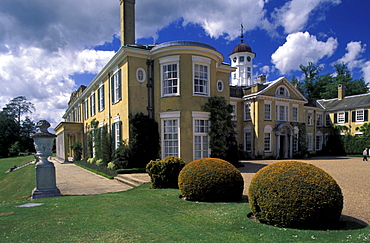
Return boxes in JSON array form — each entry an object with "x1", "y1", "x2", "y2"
[
  {"x1": 70, "y1": 141, "x2": 83, "y2": 161},
  {"x1": 107, "y1": 162, "x2": 115, "y2": 170},
  {"x1": 87, "y1": 158, "x2": 96, "y2": 164},
  {"x1": 146, "y1": 156, "x2": 185, "y2": 189},
  {"x1": 178, "y1": 158, "x2": 244, "y2": 202},
  {"x1": 248, "y1": 161, "x2": 343, "y2": 230},
  {"x1": 96, "y1": 159, "x2": 103, "y2": 166}
]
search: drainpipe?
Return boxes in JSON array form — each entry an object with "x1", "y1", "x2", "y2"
[
  {"x1": 108, "y1": 73, "x2": 111, "y2": 131},
  {"x1": 146, "y1": 59, "x2": 154, "y2": 119}
]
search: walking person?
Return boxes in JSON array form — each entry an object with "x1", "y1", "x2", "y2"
[{"x1": 363, "y1": 148, "x2": 368, "y2": 161}]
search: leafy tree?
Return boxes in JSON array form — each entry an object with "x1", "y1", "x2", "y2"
[
  {"x1": 0, "y1": 112, "x2": 19, "y2": 157},
  {"x1": 299, "y1": 62, "x2": 323, "y2": 98},
  {"x1": 2, "y1": 96, "x2": 35, "y2": 124},
  {"x1": 294, "y1": 62, "x2": 368, "y2": 99},
  {"x1": 202, "y1": 96, "x2": 239, "y2": 165},
  {"x1": 127, "y1": 113, "x2": 160, "y2": 168}
]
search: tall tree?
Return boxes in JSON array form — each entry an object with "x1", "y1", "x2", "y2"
[
  {"x1": 3, "y1": 96, "x2": 35, "y2": 124},
  {"x1": 0, "y1": 112, "x2": 19, "y2": 157},
  {"x1": 299, "y1": 62, "x2": 323, "y2": 98},
  {"x1": 202, "y1": 96, "x2": 239, "y2": 165}
]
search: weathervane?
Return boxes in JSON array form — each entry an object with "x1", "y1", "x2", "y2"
[{"x1": 240, "y1": 24, "x2": 244, "y2": 43}]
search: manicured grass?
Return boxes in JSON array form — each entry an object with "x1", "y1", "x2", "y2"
[
  {"x1": 0, "y1": 156, "x2": 369, "y2": 242},
  {"x1": 0, "y1": 155, "x2": 35, "y2": 203}
]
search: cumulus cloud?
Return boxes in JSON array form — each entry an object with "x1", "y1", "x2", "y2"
[
  {"x1": 362, "y1": 61, "x2": 370, "y2": 85},
  {"x1": 272, "y1": 0, "x2": 341, "y2": 34},
  {"x1": 136, "y1": 0, "x2": 267, "y2": 40},
  {"x1": 271, "y1": 31, "x2": 338, "y2": 74}
]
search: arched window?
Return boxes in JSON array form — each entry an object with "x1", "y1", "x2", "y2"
[{"x1": 275, "y1": 85, "x2": 290, "y2": 98}]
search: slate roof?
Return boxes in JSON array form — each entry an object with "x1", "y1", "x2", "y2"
[{"x1": 317, "y1": 93, "x2": 370, "y2": 111}]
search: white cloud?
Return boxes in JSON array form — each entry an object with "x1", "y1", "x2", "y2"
[
  {"x1": 136, "y1": 0, "x2": 267, "y2": 40},
  {"x1": 0, "y1": 46, "x2": 114, "y2": 128},
  {"x1": 362, "y1": 61, "x2": 370, "y2": 85},
  {"x1": 272, "y1": 0, "x2": 341, "y2": 34},
  {"x1": 336, "y1": 41, "x2": 366, "y2": 69},
  {"x1": 271, "y1": 31, "x2": 338, "y2": 74}
]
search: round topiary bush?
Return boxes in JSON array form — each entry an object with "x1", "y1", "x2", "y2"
[
  {"x1": 248, "y1": 161, "x2": 343, "y2": 230},
  {"x1": 146, "y1": 156, "x2": 185, "y2": 189},
  {"x1": 178, "y1": 158, "x2": 244, "y2": 202}
]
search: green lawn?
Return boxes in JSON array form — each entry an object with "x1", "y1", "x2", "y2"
[{"x1": 0, "y1": 156, "x2": 369, "y2": 242}]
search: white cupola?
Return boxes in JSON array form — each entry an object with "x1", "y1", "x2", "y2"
[{"x1": 229, "y1": 28, "x2": 256, "y2": 86}]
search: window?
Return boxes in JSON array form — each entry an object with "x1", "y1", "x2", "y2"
[
  {"x1": 317, "y1": 113, "x2": 323, "y2": 126},
  {"x1": 307, "y1": 112, "x2": 313, "y2": 125},
  {"x1": 84, "y1": 99, "x2": 89, "y2": 120},
  {"x1": 194, "y1": 119, "x2": 209, "y2": 160},
  {"x1": 356, "y1": 109, "x2": 364, "y2": 122},
  {"x1": 162, "y1": 63, "x2": 178, "y2": 96},
  {"x1": 217, "y1": 80, "x2": 224, "y2": 92},
  {"x1": 239, "y1": 56, "x2": 244, "y2": 63},
  {"x1": 276, "y1": 85, "x2": 290, "y2": 97},
  {"x1": 98, "y1": 84, "x2": 105, "y2": 112},
  {"x1": 292, "y1": 106, "x2": 298, "y2": 122},
  {"x1": 276, "y1": 103, "x2": 288, "y2": 121},
  {"x1": 244, "y1": 102, "x2": 251, "y2": 121},
  {"x1": 337, "y1": 111, "x2": 345, "y2": 124},
  {"x1": 264, "y1": 103, "x2": 271, "y2": 120},
  {"x1": 112, "y1": 121, "x2": 122, "y2": 150},
  {"x1": 307, "y1": 133, "x2": 313, "y2": 151},
  {"x1": 264, "y1": 125, "x2": 272, "y2": 152},
  {"x1": 293, "y1": 127, "x2": 299, "y2": 151},
  {"x1": 111, "y1": 69, "x2": 122, "y2": 104},
  {"x1": 316, "y1": 132, "x2": 323, "y2": 151},
  {"x1": 136, "y1": 68, "x2": 146, "y2": 83},
  {"x1": 90, "y1": 93, "x2": 96, "y2": 117},
  {"x1": 230, "y1": 102, "x2": 237, "y2": 121},
  {"x1": 77, "y1": 104, "x2": 81, "y2": 122},
  {"x1": 325, "y1": 113, "x2": 331, "y2": 126},
  {"x1": 264, "y1": 133, "x2": 271, "y2": 151},
  {"x1": 193, "y1": 63, "x2": 209, "y2": 96},
  {"x1": 163, "y1": 119, "x2": 179, "y2": 158},
  {"x1": 244, "y1": 126, "x2": 252, "y2": 152}
]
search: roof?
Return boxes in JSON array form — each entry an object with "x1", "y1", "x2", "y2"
[
  {"x1": 231, "y1": 42, "x2": 253, "y2": 54},
  {"x1": 151, "y1": 41, "x2": 217, "y2": 52},
  {"x1": 317, "y1": 93, "x2": 370, "y2": 111}
]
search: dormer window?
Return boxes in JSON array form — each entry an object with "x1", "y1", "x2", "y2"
[{"x1": 276, "y1": 85, "x2": 290, "y2": 98}]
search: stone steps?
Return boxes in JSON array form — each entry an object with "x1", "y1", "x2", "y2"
[{"x1": 115, "y1": 173, "x2": 151, "y2": 188}]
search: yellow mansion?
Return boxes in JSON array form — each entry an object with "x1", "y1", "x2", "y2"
[{"x1": 55, "y1": 0, "x2": 370, "y2": 163}]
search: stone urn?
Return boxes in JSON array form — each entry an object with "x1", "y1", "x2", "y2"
[{"x1": 31, "y1": 120, "x2": 61, "y2": 199}]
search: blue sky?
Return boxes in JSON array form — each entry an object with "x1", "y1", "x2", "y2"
[{"x1": 0, "y1": 0, "x2": 369, "y2": 127}]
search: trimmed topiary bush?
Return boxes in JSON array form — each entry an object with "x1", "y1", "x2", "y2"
[
  {"x1": 248, "y1": 161, "x2": 343, "y2": 230},
  {"x1": 146, "y1": 156, "x2": 185, "y2": 189},
  {"x1": 178, "y1": 158, "x2": 244, "y2": 202}
]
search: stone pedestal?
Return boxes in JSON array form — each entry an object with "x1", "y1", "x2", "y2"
[{"x1": 31, "y1": 120, "x2": 61, "y2": 199}]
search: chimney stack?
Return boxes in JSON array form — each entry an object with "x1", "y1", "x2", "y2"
[
  {"x1": 120, "y1": 0, "x2": 135, "y2": 46},
  {"x1": 257, "y1": 74, "x2": 266, "y2": 84},
  {"x1": 338, "y1": 84, "x2": 345, "y2": 100}
]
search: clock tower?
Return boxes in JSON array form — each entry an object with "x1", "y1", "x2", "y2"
[{"x1": 229, "y1": 26, "x2": 256, "y2": 86}]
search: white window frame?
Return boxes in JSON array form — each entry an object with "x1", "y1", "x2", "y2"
[
  {"x1": 293, "y1": 127, "x2": 299, "y2": 151},
  {"x1": 192, "y1": 111, "x2": 210, "y2": 160},
  {"x1": 230, "y1": 102, "x2": 237, "y2": 121},
  {"x1": 337, "y1": 111, "x2": 345, "y2": 124},
  {"x1": 244, "y1": 125, "x2": 252, "y2": 152},
  {"x1": 316, "y1": 113, "x2": 323, "y2": 126},
  {"x1": 244, "y1": 102, "x2": 251, "y2": 121},
  {"x1": 307, "y1": 133, "x2": 313, "y2": 151},
  {"x1": 90, "y1": 93, "x2": 96, "y2": 117},
  {"x1": 160, "y1": 111, "x2": 181, "y2": 159},
  {"x1": 136, "y1": 68, "x2": 146, "y2": 83},
  {"x1": 316, "y1": 131, "x2": 323, "y2": 151},
  {"x1": 356, "y1": 109, "x2": 364, "y2": 122},
  {"x1": 84, "y1": 99, "x2": 89, "y2": 120},
  {"x1": 160, "y1": 56, "x2": 180, "y2": 97},
  {"x1": 192, "y1": 56, "x2": 210, "y2": 96},
  {"x1": 292, "y1": 105, "x2": 298, "y2": 122},
  {"x1": 264, "y1": 101, "x2": 271, "y2": 120},
  {"x1": 98, "y1": 84, "x2": 105, "y2": 112},
  {"x1": 275, "y1": 102, "x2": 289, "y2": 122},
  {"x1": 217, "y1": 80, "x2": 224, "y2": 92},
  {"x1": 307, "y1": 111, "x2": 313, "y2": 125},
  {"x1": 111, "y1": 69, "x2": 121, "y2": 104},
  {"x1": 264, "y1": 125, "x2": 272, "y2": 152},
  {"x1": 275, "y1": 85, "x2": 290, "y2": 98}
]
